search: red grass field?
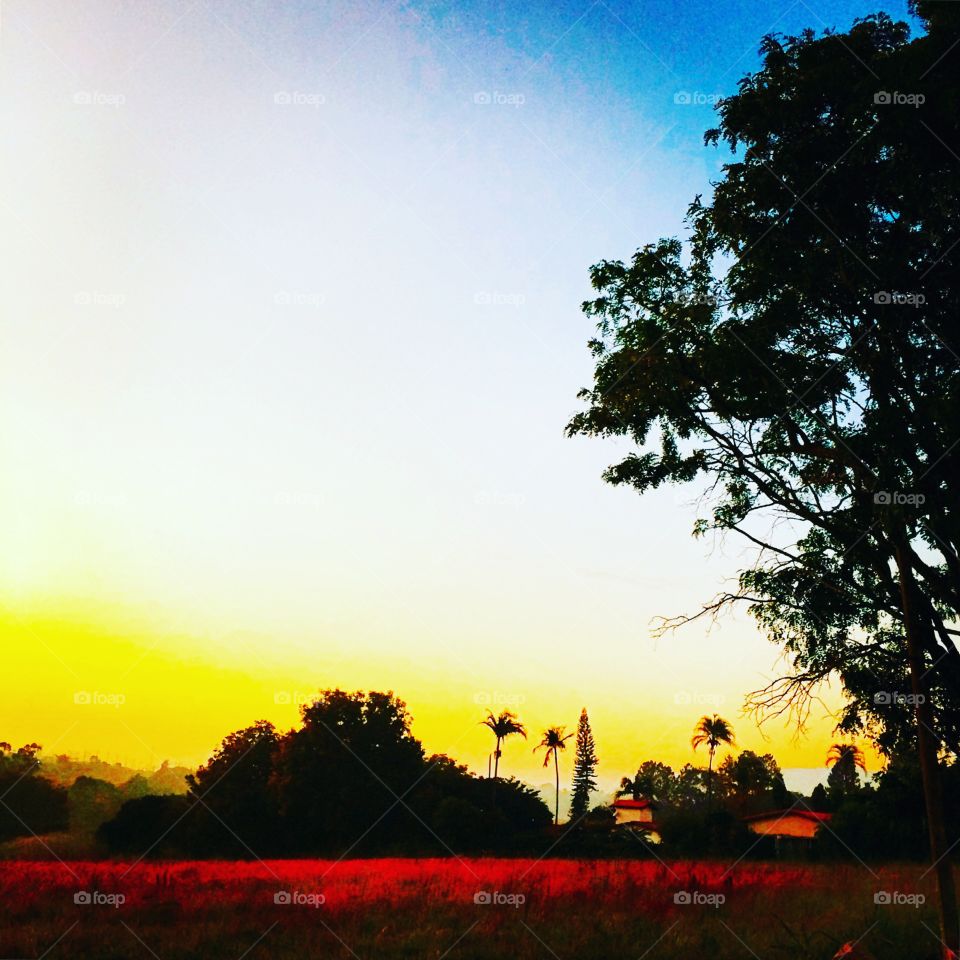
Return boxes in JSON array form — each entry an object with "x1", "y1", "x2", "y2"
[{"x1": 0, "y1": 857, "x2": 947, "y2": 959}]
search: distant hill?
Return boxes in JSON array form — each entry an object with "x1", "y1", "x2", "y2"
[{"x1": 38, "y1": 756, "x2": 190, "y2": 794}]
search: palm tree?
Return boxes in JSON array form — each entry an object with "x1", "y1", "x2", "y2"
[
  {"x1": 826, "y1": 742, "x2": 866, "y2": 772},
  {"x1": 691, "y1": 714, "x2": 735, "y2": 805},
  {"x1": 826, "y1": 742, "x2": 866, "y2": 800},
  {"x1": 481, "y1": 710, "x2": 526, "y2": 781},
  {"x1": 534, "y1": 726, "x2": 573, "y2": 825}
]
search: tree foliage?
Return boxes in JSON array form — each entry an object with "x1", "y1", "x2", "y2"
[
  {"x1": 826, "y1": 742, "x2": 867, "y2": 802},
  {"x1": 569, "y1": 708, "x2": 599, "y2": 822},
  {"x1": 0, "y1": 742, "x2": 68, "y2": 843},
  {"x1": 97, "y1": 691, "x2": 551, "y2": 858},
  {"x1": 567, "y1": 6, "x2": 960, "y2": 755}
]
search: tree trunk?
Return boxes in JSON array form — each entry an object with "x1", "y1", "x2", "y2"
[
  {"x1": 895, "y1": 542, "x2": 959, "y2": 959},
  {"x1": 707, "y1": 748, "x2": 714, "y2": 807},
  {"x1": 554, "y1": 750, "x2": 559, "y2": 826},
  {"x1": 491, "y1": 739, "x2": 501, "y2": 808}
]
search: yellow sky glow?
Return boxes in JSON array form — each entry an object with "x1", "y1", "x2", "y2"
[{"x1": 2, "y1": 597, "x2": 875, "y2": 788}]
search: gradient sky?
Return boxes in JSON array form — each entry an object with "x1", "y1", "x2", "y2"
[{"x1": 1, "y1": 0, "x2": 916, "y2": 789}]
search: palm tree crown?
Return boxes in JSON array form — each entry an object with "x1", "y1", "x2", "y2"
[
  {"x1": 482, "y1": 710, "x2": 527, "y2": 745},
  {"x1": 691, "y1": 714, "x2": 736, "y2": 754},
  {"x1": 826, "y1": 742, "x2": 866, "y2": 771},
  {"x1": 535, "y1": 726, "x2": 572, "y2": 764},
  {"x1": 481, "y1": 710, "x2": 527, "y2": 781}
]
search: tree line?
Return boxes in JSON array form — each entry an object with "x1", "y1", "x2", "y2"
[{"x1": 8, "y1": 699, "x2": 959, "y2": 863}]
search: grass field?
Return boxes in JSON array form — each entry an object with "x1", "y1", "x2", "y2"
[{"x1": 0, "y1": 857, "x2": 946, "y2": 959}]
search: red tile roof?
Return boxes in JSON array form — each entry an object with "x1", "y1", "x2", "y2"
[
  {"x1": 613, "y1": 798, "x2": 657, "y2": 809},
  {"x1": 742, "y1": 809, "x2": 832, "y2": 824}
]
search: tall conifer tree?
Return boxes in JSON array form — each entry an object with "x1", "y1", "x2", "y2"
[{"x1": 569, "y1": 708, "x2": 598, "y2": 822}]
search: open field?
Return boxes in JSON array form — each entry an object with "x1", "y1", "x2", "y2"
[{"x1": 0, "y1": 858, "x2": 947, "y2": 960}]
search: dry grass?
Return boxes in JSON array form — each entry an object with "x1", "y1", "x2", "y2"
[{"x1": 0, "y1": 858, "x2": 947, "y2": 959}]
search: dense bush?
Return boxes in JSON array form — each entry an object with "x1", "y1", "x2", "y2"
[
  {"x1": 659, "y1": 808, "x2": 754, "y2": 858},
  {"x1": 0, "y1": 746, "x2": 68, "y2": 843},
  {"x1": 821, "y1": 754, "x2": 960, "y2": 861},
  {"x1": 97, "y1": 795, "x2": 193, "y2": 856}
]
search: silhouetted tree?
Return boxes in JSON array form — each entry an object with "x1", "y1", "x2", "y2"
[
  {"x1": 481, "y1": 710, "x2": 526, "y2": 782},
  {"x1": 809, "y1": 783, "x2": 830, "y2": 812},
  {"x1": 826, "y1": 743, "x2": 867, "y2": 803},
  {"x1": 534, "y1": 726, "x2": 573, "y2": 825},
  {"x1": 480, "y1": 710, "x2": 527, "y2": 820},
  {"x1": 659, "y1": 806, "x2": 753, "y2": 858},
  {"x1": 691, "y1": 715, "x2": 735, "y2": 806},
  {"x1": 567, "y1": 4, "x2": 960, "y2": 949},
  {"x1": 97, "y1": 794, "x2": 192, "y2": 856},
  {"x1": 412, "y1": 754, "x2": 551, "y2": 853},
  {"x1": 187, "y1": 720, "x2": 280, "y2": 856},
  {"x1": 617, "y1": 760, "x2": 675, "y2": 803},
  {"x1": 272, "y1": 689, "x2": 425, "y2": 854},
  {"x1": 717, "y1": 750, "x2": 789, "y2": 813},
  {"x1": 569, "y1": 708, "x2": 598, "y2": 823},
  {"x1": 0, "y1": 742, "x2": 68, "y2": 842},
  {"x1": 821, "y1": 750, "x2": 960, "y2": 864},
  {"x1": 672, "y1": 764, "x2": 709, "y2": 808}
]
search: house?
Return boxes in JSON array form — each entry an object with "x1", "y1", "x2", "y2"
[
  {"x1": 742, "y1": 809, "x2": 831, "y2": 840},
  {"x1": 613, "y1": 798, "x2": 661, "y2": 843},
  {"x1": 742, "y1": 809, "x2": 832, "y2": 856}
]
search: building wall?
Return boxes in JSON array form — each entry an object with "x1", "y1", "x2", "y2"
[
  {"x1": 614, "y1": 807, "x2": 654, "y2": 825},
  {"x1": 746, "y1": 815, "x2": 820, "y2": 840}
]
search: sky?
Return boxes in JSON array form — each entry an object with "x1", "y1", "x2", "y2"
[{"x1": 0, "y1": 0, "x2": 917, "y2": 791}]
